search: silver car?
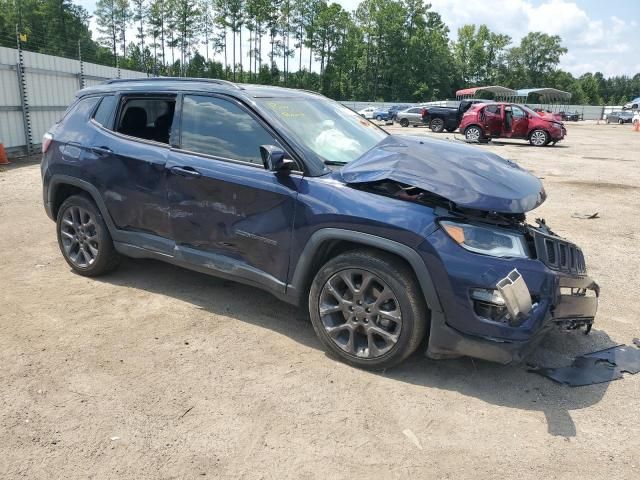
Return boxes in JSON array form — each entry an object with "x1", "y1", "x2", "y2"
[{"x1": 395, "y1": 107, "x2": 423, "y2": 127}]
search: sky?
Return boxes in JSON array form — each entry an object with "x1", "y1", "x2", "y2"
[{"x1": 77, "y1": 0, "x2": 640, "y2": 78}]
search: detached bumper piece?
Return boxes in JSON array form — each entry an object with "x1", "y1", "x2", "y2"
[
  {"x1": 529, "y1": 344, "x2": 640, "y2": 387},
  {"x1": 553, "y1": 277, "x2": 599, "y2": 333}
]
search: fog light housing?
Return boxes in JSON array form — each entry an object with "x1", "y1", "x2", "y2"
[
  {"x1": 470, "y1": 288, "x2": 506, "y2": 305},
  {"x1": 470, "y1": 289, "x2": 510, "y2": 323}
]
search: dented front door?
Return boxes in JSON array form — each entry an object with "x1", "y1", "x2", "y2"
[{"x1": 166, "y1": 94, "x2": 298, "y2": 284}]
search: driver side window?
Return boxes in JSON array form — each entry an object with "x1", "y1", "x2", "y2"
[{"x1": 180, "y1": 95, "x2": 276, "y2": 165}]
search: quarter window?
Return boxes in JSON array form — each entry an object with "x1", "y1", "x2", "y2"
[
  {"x1": 180, "y1": 95, "x2": 276, "y2": 165},
  {"x1": 93, "y1": 95, "x2": 116, "y2": 127}
]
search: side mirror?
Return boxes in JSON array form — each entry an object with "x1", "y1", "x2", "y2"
[{"x1": 260, "y1": 145, "x2": 295, "y2": 172}]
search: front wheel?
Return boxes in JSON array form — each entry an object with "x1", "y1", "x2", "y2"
[
  {"x1": 376, "y1": 115, "x2": 383, "y2": 121},
  {"x1": 464, "y1": 125, "x2": 483, "y2": 143},
  {"x1": 618, "y1": 119, "x2": 624, "y2": 125},
  {"x1": 529, "y1": 129, "x2": 549, "y2": 146},
  {"x1": 430, "y1": 117, "x2": 445, "y2": 133},
  {"x1": 308, "y1": 250, "x2": 428, "y2": 370},
  {"x1": 399, "y1": 118, "x2": 409, "y2": 127},
  {"x1": 56, "y1": 194, "x2": 121, "y2": 276}
]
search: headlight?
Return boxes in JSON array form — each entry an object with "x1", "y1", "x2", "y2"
[{"x1": 440, "y1": 221, "x2": 530, "y2": 258}]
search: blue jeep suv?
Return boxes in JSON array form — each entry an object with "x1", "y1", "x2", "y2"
[{"x1": 41, "y1": 78, "x2": 599, "y2": 369}]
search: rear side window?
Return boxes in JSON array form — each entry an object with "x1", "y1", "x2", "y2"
[
  {"x1": 408, "y1": 108, "x2": 421, "y2": 113},
  {"x1": 486, "y1": 105, "x2": 500, "y2": 114},
  {"x1": 115, "y1": 96, "x2": 176, "y2": 144},
  {"x1": 93, "y1": 95, "x2": 117, "y2": 127},
  {"x1": 180, "y1": 95, "x2": 276, "y2": 165}
]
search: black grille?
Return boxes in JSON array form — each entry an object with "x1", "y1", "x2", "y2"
[{"x1": 531, "y1": 229, "x2": 587, "y2": 275}]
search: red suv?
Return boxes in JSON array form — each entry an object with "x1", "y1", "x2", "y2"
[{"x1": 459, "y1": 102, "x2": 566, "y2": 146}]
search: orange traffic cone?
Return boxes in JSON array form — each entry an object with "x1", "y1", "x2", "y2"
[{"x1": 0, "y1": 143, "x2": 9, "y2": 165}]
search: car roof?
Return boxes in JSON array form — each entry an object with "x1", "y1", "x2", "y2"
[{"x1": 77, "y1": 78, "x2": 324, "y2": 100}]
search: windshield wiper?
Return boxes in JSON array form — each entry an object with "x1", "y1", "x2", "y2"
[{"x1": 324, "y1": 160, "x2": 348, "y2": 166}]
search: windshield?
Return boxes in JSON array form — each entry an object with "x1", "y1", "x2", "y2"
[
  {"x1": 258, "y1": 97, "x2": 388, "y2": 164},
  {"x1": 521, "y1": 105, "x2": 543, "y2": 117}
]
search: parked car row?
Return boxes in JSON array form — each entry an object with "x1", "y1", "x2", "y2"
[
  {"x1": 358, "y1": 101, "x2": 567, "y2": 147},
  {"x1": 357, "y1": 104, "x2": 411, "y2": 121}
]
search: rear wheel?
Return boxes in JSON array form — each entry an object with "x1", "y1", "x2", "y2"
[
  {"x1": 399, "y1": 118, "x2": 409, "y2": 127},
  {"x1": 464, "y1": 125, "x2": 483, "y2": 143},
  {"x1": 308, "y1": 250, "x2": 427, "y2": 370},
  {"x1": 618, "y1": 119, "x2": 624, "y2": 125},
  {"x1": 430, "y1": 117, "x2": 445, "y2": 133},
  {"x1": 529, "y1": 129, "x2": 549, "y2": 147},
  {"x1": 376, "y1": 115, "x2": 383, "y2": 121},
  {"x1": 56, "y1": 195, "x2": 121, "y2": 276}
]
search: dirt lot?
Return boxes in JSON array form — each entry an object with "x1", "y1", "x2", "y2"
[{"x1": 1, "y1": 121, "x2": 639, "y2": 479}]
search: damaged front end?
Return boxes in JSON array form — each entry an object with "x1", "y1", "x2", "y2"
[{"x1": 342, "y1": 135, "x2": 599, "y2": 364}]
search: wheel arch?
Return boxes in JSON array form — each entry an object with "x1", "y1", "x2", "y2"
[
  {"x1": 287, "y1": 228, "x2": 444, "y2": 316},
  {"x1": 48, "y1": 175, "x2": 116, "y2": 233}
]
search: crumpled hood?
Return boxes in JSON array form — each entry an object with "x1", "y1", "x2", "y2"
[{"x1": 340, "y1": 135, "x2": 546, "y2": 214}]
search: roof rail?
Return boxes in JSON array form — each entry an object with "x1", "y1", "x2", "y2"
[{"x1": 104, "y1": 77, "x2": 242, "y2": 89}]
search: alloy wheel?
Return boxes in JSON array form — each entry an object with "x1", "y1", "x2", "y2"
[
  {"x1": 431, "y1": 118, "x2": 444, "y2": 132},
  {"x1": 466, "y1": 126, "x2": 481, "y2": 142},
  {"x1": 530, "y1": 130, "x2": 547, "y2": 146},
  {"x1": 318, "y1": 269, "x2": 402, "y2": 359},
  {"x1": 60, "y1": 206, "x2": 99, "y2": 268}
]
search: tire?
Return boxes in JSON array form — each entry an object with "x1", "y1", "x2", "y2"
[
  {"x1": 308, "y1": 249, "x2": 428, "y2": 370},
  {"x1": 606, "y1": 119, "x2": 610, "y2": 124},
  {"x1": 56, "y1": 194, "x2": 121, "y2": 276},
  {"x1": 430, "y1": 117, "x2": 445, "y2": 133},
  {"x1": 618, "y1": 119, "x2": 624, "y2": 125},
  {"x1": 376, "y1": 115, "x2": 383, "y2": 121},
  {"x1": 464, "y1": 125, "x2": 483, "y2": 143},
  {"x1": 529, "y1": 129, "x2": 549, "y2": 147},
  {"x1": 399, "y1": 118, "x2": 409, "y2": 127}
]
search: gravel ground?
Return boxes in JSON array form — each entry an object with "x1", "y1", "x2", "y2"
[{"x1": 1, "y1": 121, "x2": 639, "y2": 479}]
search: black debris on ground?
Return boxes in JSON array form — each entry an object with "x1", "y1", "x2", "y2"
[{"x1": 529, "y1": 344, "x2": 640, "y2": 387}]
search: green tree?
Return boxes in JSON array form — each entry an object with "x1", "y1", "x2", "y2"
[
  {"x1": 508, "y1": 32, "x2": 567, "y2": 86},
  {"x1": 95, "y1": 0, "x2": 120, "y2": 64},
  {"x1": 132, "y1": 0, "x2": 147, "y2": 71}
]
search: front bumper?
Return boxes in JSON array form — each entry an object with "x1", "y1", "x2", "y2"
[
  {"x1": 419, "y1": 229, "x2": 599, "y2": 364},
  {"x1": 426, "y1": 272, "x2": 599, "y2": 364}
]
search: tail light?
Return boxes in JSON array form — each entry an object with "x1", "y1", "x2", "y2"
[{"x1": 42, "y1": 132, "x2": 53, "y2": 153}]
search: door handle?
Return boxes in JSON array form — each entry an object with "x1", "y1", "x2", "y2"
[
  {"x1": 91, "y1": 146, "x2": 112, "y2": 155},
  {"x1": 170, "y1": 166, "x2": 201, "y2": 178}
]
